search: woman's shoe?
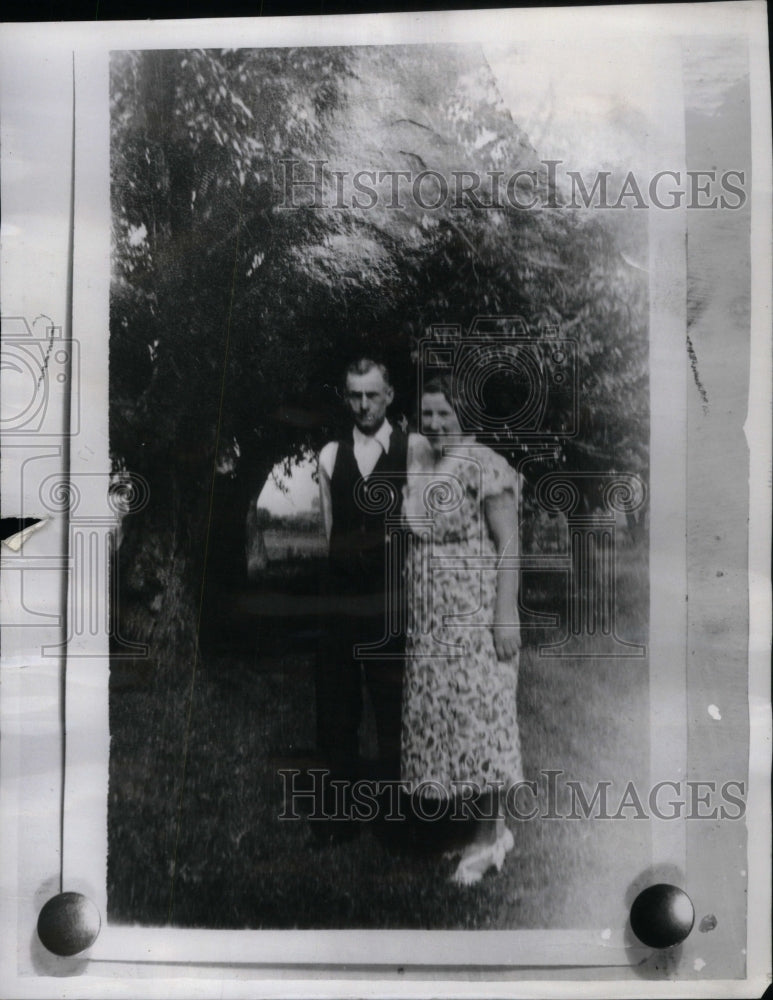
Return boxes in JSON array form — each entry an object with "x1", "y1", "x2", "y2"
[
  {"x1": 451, "y1": 840, "x2": 499, "y2": 885},
  {"x1": 499, "y1": 825, "x2": 515, "y2": 858},
  {"x1": 451, "y1": 836, "x2": 506, "y2": 886},
  {"x1": 450, "y1": 826, "x2": 514, "y2": 885}
]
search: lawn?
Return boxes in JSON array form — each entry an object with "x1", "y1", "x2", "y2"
[{"x1": 107, "y1": 534, "x2": 650, "y2": 931}]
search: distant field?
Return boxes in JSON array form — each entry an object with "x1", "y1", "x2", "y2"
[
  {"x1": 263, "y1": 526, "x2": 326, "y2": 561},
  {"x1": 108, "y1": 533, "x2": 650, "y2": 932}
]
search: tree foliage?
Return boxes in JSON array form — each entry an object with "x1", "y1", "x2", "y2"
[{"x1": 110, "y1": 45, "x2": 648, "y2": 648}]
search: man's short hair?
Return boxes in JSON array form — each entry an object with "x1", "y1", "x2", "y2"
[{"x1": 343, "y1": 357, "x2": 392, "y2": 388}]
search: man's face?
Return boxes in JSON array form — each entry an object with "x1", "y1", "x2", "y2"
[{"x1": 345, "y1": 368, "x2": 394, "y2": 435}]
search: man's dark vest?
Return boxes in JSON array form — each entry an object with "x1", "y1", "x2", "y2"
[{"x1": 328, "y1": 427, "x2": 408, "y2": 595}]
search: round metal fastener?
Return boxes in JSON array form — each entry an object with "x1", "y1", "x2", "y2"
[
  {"x1": 630, "y1": 883, "x2": 695, "y2": 949},
  {"x1": 37, "y1": 892, "x2": 101, "y2": 956}
]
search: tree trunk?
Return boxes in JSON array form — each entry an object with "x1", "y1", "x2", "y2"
[{"x1": 246, "y1": 502, "x2": 269, "y2": 580}]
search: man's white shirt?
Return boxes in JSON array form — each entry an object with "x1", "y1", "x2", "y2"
[
  {"x1": 319, "y1": 419, "x2": 394, "y2": 483},
  {"x1": 318, "y1": 420, "x2": 394, "y2": 543},
  {"x1": 318, "y1": 421, "x2": 429, "y2": 543}
]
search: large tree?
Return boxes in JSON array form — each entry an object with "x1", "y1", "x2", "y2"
[{"x1": 110, "y1": 45, "x2": 647, "y2": 669}]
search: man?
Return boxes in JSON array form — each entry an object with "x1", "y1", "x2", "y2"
[{"x1": 314, "y1": 359, "x2": 420, "y2": 832}]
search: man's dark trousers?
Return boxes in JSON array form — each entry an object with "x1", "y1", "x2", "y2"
[{"x1": 315, "y1": 429, "x2": 408, "y2": 799}]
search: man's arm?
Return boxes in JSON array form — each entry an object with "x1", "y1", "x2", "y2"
[
  {"x1": 318, "y1": 442, "x2": 337, "y2": 546},
  {"x1": 406, "y1": 431, "x2": 433, "y2": 470}
]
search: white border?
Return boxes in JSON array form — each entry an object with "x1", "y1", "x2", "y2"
[
  {"x1": 1, "y1": 3, "x2": 770, "y2": 997},
  {"x1": 744, "y1": 5, "x2": 773, "y2": 991}
]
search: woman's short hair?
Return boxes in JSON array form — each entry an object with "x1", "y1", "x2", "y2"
[{"x1": 421, "y1": 374, "x2": 457, "y2": 409}]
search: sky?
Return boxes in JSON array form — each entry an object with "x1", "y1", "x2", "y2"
[
  {"x1": 258, "y1": 41, "x2": 653, "y2": 517},
  {"x1": 257, "y1": 457, "x2": 318, "y2": 515},
  {"x1": 483, "y1": 38, "x2": 655, "y2": 180}
]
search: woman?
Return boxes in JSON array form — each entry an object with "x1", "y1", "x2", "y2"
[{"x1": 401, "y1": 376, "x2": 523, "y2": 885}]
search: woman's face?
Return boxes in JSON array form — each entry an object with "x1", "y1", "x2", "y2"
[{"x1": 421, "y1": 391, "x2": 463, "y2": 450}]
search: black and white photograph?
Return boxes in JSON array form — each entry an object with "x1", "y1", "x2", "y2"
[
  {"x1": 107, "y1": 38, "x2": 655, "y2": 934},
  {"x1": 0, "y1": 4, "x2": 770, "y2": 996}
]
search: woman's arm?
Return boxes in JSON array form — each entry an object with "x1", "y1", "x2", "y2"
[
  {"x1": 484, "y1": 488, "x2": 521, "y2": 661},
  {"x1": 402, "y1": 433, "x2": 435, "y2": 523}
]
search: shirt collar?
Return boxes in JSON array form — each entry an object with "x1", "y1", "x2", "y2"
[{"x1": 353, "y1": 419, "x2": 392, "y2": 453}]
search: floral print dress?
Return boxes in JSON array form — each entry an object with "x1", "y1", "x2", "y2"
[{"x1": 400, "y1": 444, "x2": 523, "y2": 794}]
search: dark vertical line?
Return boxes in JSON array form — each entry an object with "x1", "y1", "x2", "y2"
[{"x1": 58, "y1": 53, "x2": 76, "y2": 896}]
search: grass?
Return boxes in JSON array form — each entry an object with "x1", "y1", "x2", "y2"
[{"x1": 108, "y1": 535, "x2": 649, "y2": 931}]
